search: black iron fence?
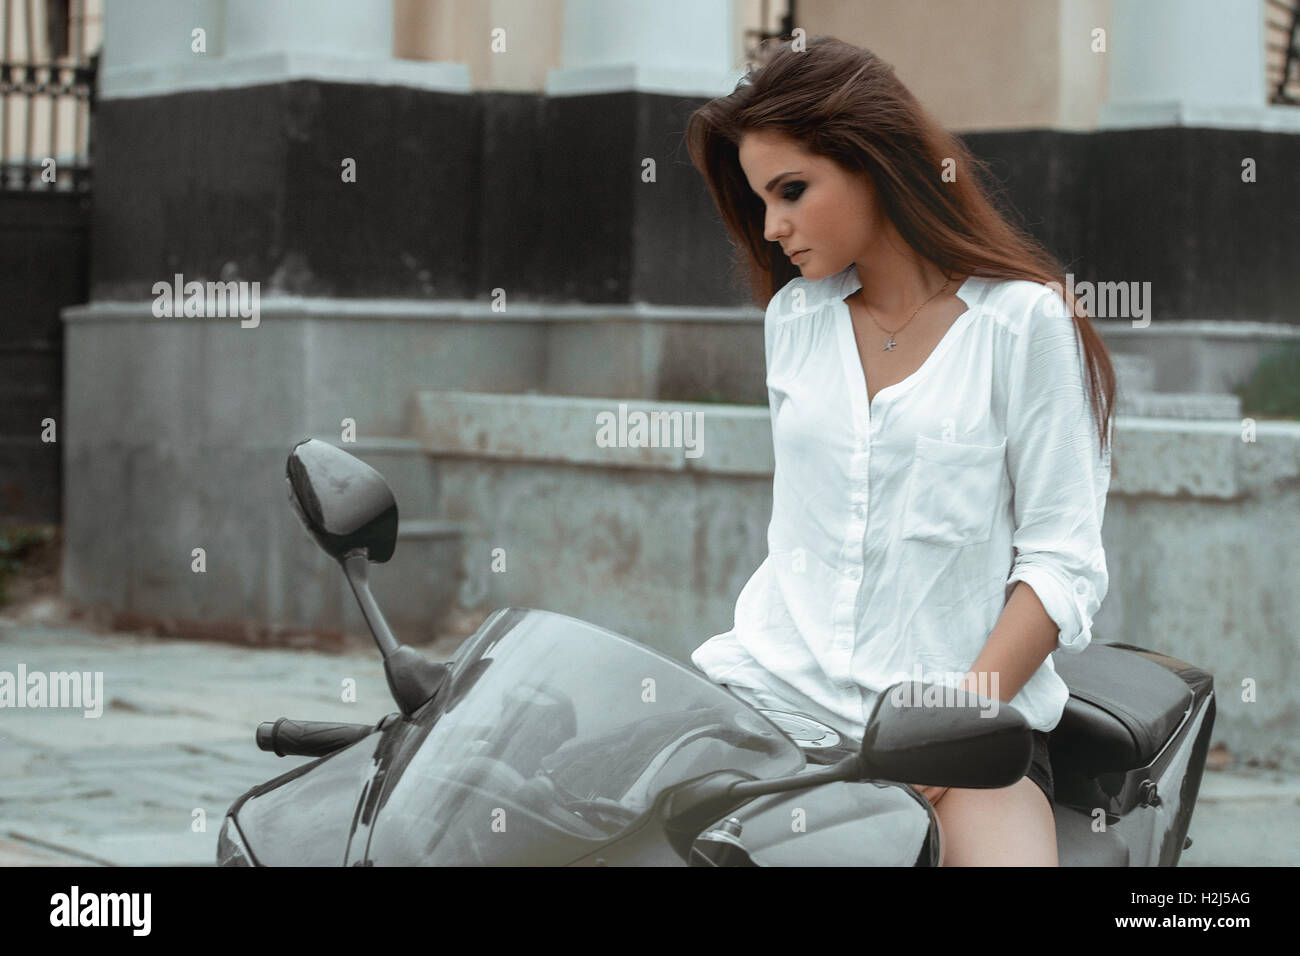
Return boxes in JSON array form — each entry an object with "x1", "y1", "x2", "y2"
[
  {"x1": 0, "y1": 0, "x2": 97, "y2": 521},
  {"x1": 0, "y1": 0, "x2": 98, "y2": 192},
  {"x1": 742, "y1": 0, "x2": 796, "y2": 68},
  {"x1": 1268, "y1": 0, "x2": 1300, "y2": 105}
]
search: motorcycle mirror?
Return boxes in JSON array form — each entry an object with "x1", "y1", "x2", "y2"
[
  {"x1": 858, "y1": 681, "x2": 1033, "y2": 789},
  {"x1": 654, "y1": 682, "x2": 1035, "y2": 860},
  {"x1": 284, "y1": 439, "x2": 446, "y2": 717},
  {"x1": 286, "y1": 439, "x2": 398, "y2": 564}
]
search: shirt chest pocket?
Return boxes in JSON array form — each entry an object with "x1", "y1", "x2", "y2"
[{"x1": 901, "y1": 434, "x2": 1008, "y2": 547}]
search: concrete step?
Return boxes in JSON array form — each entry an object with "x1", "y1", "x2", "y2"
[
  {"x1": 1116, "y1": 391, "x2": 1243, "y2": 419},
  {"x1": 1098, "y1": 321, "x2": 1300, "y2": 396},
  {"x1": 1111, "y1": 353, "x2": 1156, "y2": 393}
]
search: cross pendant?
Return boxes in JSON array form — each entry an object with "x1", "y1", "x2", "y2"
[{"x1": 882, "y1": 337, "x2": 897, "y2": 351}]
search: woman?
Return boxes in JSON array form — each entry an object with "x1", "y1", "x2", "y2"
[{"x1": 685, "y1": 36, "x2": 1116, "y2": 866}]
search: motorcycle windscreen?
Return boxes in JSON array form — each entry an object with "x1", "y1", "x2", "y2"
[{"x1": 354, "y1": 608, "x2": 805, "y2": 865}]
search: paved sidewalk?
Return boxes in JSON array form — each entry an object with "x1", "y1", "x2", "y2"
[
  {"x1": 1, "y1": 618, "x2": 1297, "y2": 866},
  {"x1": 0, "y1": 618, "x2": 431, "y2": 865}
]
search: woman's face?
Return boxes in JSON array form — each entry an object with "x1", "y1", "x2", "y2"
[{"x1": 737, "y1": 129, "x2": 885, "y2": 281}]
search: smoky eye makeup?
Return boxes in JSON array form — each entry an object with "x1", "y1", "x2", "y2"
[{"x1": 753, "y1": 179, "x2": 806, "y2": 203}]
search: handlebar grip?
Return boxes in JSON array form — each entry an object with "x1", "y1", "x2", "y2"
[{"x1": 256, "y1": 718, "x2": 376, "y2": 757}]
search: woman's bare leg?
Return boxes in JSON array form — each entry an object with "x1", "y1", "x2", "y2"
[{"x1": 932, "y1": 777, "x2": 1058, "y2": 866}]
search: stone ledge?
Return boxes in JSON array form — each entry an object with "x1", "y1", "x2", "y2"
[
  {"x1": 410, "y1": 391, "x2": 1300, "y2": 497},
  {"x1": 1101, "y1": 321, "x2": 1300, "y2": 340},
  {"x1": 1118, "y1": 392, "x2": 1242, "y2": 419},
  {"x1": 410, "y1": 390, "x2": 773, "y2": 476},
  {"x1": 1098, "y1": 101, "x2": 1300, "y2": 133},
  {"x1": 101, "y1": 53, "x2": 473, "y2": 100},
  {"x1": 62, "y1": 299, "x2": 762, "y2": 324},
  {"x1": 1114, "y1": 417, "x2": 1300, "y2": 498}
]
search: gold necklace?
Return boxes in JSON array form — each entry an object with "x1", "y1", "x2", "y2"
[{"x1": 862, "y1": 277, "x2": 952, "y2": 351}]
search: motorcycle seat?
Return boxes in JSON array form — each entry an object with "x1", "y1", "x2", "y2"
[{"x1": 1051, "y1": 642, "x2": 1194, "y2": 776}]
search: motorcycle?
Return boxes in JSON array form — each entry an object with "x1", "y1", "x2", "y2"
[{"x1": 217, "y1": 439, "x2": 1215, "y2": 866}]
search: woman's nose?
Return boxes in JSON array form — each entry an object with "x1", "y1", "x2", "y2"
[{"x1": 764, "y1": 210, "x2": 788, "y2": 244}]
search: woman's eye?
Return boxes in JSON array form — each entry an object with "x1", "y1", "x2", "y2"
[{"x1": 782, "y1": 182, "x2": 805, "y2": 201}]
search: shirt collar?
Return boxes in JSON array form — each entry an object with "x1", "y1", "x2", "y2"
[{"x1": 835, "y1": 263, "x2": 983, "y2": 310}]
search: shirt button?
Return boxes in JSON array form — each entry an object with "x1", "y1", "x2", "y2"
[
  {"x1": 853, "y1": 504, "x2": 865, "y2": 518},
  {"x1": 847, "y1": 567, "x2": 861, "y2": 581}
]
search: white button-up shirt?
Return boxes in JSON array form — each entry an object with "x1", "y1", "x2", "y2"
[{"x1": 691, "y1": 263, "x2": 1111, "y2": 737}]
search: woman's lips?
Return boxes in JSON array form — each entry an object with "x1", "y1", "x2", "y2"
[{"x1": 790, "y1": 249, "x2": 809, "y2": 262}]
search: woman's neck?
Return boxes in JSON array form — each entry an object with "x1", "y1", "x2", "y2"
[{"x1": 851, "y1": 229, "x2": 951, "y2": 320}]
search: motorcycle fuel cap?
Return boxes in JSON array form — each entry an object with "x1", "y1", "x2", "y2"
[{"x1": 756, "y1": 710, "x2": 842, "y2": 749}]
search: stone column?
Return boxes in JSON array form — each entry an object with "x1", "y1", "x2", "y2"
[
  {"x1": 1100, "y1": 0, "x2": 1300, "y2": 130},
  {"x1": 547, "y1": 0, "x2": 740, "y2": 96},
  {"x1": 100, "y1": 0, "x2": 468, "y2": 98},
  {"x1": 66, "y1": 0, "x2": 476, "y2": 643}
]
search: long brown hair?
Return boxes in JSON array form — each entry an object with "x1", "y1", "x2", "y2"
[{"x1": 685, "y1": 35, "x2": 1115, "y2": 460}]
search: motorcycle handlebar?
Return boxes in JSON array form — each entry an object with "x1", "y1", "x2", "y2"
[{"x1": 256, "y1": 717, "x2": 377, "y2": 757}]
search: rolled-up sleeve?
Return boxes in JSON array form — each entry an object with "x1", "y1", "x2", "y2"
[{"x1": 1003, "y1": 288, "x2": 1112, "y2": 653}]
